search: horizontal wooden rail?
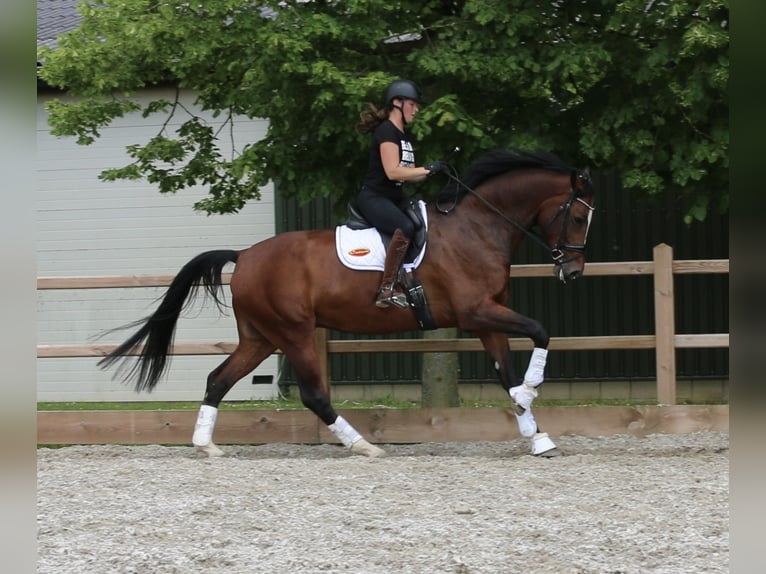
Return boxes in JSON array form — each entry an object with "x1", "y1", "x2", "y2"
[
  {"x1": 36, "y1": 333, "x2": 728, "y2": 359},
  {"x1": 36, "y1": 258, "x2": 728, "y2": 290},
  {"x1": 38, "y1": 342, "x2": 241, "y2": 358},
  {"x1": 37, "y1": 273, "x2": 234, "y2": 290},
  {"x1": 37, "y1": 245, "x2": 728, "y2": 405}
]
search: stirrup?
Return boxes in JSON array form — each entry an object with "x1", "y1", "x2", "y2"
[{"x1": 375, "y1": 292, "x2": 408, "y2": 309}]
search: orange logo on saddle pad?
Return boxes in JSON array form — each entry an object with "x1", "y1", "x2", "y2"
[{"x1": 348, "y1": 248, "x2": 371, "y2": 257}]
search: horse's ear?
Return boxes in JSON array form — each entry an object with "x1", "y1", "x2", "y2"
[{"x1": 573, "y1": 168, "x2": 593, "y2": 196}]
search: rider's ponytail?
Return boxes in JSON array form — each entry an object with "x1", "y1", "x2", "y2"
[{"x1": 356, "y1": 103, "x2": 389, "y2": 134}]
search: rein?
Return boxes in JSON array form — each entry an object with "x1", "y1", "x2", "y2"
[{"x1": 436, "y1": 166, "x2": 595, "y2": 265}]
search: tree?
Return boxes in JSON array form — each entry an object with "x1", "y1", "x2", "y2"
[
  {"x1": 421, "y1": 328, "x2": 461, "y2": 408},
  {"x1": 38, "y1": 0, "x2": 728, "y2": 222}
]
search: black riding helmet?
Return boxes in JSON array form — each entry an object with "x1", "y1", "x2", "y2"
[
  {"x1": 384, "y1": 79, "x2": 423, "y2": 126},
  {"x1": 384, "y1": 79, "x2": 423, "y2": 105}
]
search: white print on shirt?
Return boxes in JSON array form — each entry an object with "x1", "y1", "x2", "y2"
[{"x1": 400, "y1": 140, "x2": 415, "y2": 167}]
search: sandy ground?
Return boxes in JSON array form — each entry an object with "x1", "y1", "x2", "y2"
[{"x1": 37, "y1": 432, "x2": 728, "y2": 574}]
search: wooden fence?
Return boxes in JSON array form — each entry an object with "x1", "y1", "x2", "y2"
[{"x1": 38, "y1": 243, "x2": 728, "y2": 406}]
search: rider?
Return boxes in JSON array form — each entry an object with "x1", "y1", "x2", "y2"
[{"x1": 356, "y1": 79, "x2": 446, "y2": 308}]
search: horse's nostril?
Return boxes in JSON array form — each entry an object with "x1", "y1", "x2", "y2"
[{"x1": 568, "y1": 270, "x2": 582, "y2": 281}]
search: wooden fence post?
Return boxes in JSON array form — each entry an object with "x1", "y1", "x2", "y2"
[
  {"x1": 314, "y1": 328, "x2": 330, "y2": 399},
  {"x1": 653, "y1": 244, "x2": 677, "y2": 405}
]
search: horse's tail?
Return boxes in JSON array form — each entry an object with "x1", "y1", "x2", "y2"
[{"x1": 97, "y1": 249, "x2": 240, "y2": 392}]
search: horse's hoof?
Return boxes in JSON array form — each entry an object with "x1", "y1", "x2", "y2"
[
  {"x1": 536, "y1": 447, "x2": 563, "y2": 458},
  {"x1": 350, "y1": 439, "x2": 386, "y2": 458},
  {"x1": 195, "y1": 442, "x2": 225, "y2": 457}
]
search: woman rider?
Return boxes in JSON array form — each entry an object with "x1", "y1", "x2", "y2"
[{"x1": 356, "y1": 79, "x2": 445, "y2": 308}]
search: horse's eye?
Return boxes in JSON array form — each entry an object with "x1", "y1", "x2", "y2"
[{"x1": 573, "y1": 216, "x2": 587, "y2": 226}]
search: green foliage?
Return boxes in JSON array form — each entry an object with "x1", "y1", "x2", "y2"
[{"x1": 38, "y1": 0, "x2": 728, "y2": 221}]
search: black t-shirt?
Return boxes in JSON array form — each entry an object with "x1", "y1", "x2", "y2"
[{"x1": 362, "y1": 120, "x2": 415, "y2": 201}]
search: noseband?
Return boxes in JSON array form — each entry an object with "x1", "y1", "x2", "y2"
[{"x1": 439, "y1": 168, "x2": 595, "y2": 265}]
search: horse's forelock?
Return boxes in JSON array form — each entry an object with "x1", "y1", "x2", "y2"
[{"x1": 572, "y1": 168, "x2": 595, "y2": 198}]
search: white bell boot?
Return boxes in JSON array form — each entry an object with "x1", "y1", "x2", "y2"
[{"x1": 530, "y1": 432, "x2": 562, "y2": 457}]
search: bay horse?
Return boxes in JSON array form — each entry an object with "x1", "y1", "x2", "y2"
[{"x1": 99, "y1": 149, "x2": 595, "y2": 458}]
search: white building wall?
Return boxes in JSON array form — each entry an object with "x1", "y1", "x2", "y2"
[{"x1": 37, "y1": 87, "x2": 280, "y2": 402}]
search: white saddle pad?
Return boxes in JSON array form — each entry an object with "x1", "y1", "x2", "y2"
[{"x1": 335, "y1": 200, "x2": 428, "y2": 272}]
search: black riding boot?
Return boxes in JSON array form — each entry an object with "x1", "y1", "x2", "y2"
[{"x1": 375, "y1": 228, "x2": 411, "y2": 308}]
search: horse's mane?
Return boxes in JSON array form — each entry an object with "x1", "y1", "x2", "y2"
[{"x1": 438, "y1": 149, "x2": 572, "y2": 203}]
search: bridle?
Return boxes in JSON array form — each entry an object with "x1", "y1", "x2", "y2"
[
  {"x1": 436, "y1": 167, "x2": 595, "y2": 266},
  {"x1": 542, "y1": 171, "x2": 595, "y2": 264}
]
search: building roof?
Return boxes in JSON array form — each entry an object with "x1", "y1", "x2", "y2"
[
  {"x1": 38, "y1": 0, "x2": 83, "y2": 51},
  {"x1": 37, "y1": 1, "x2": 278, "y2": 53}
]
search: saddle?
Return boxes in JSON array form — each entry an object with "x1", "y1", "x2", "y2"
[{"x1": 345, "y1": 198, "x2": 427, "y2": 264}]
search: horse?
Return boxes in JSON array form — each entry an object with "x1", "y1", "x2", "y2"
[{"x1": 98, "y1": 149, "x2": 595, "y2": 458}]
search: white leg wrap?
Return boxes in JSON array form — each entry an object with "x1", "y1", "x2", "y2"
[
  {"x1": 530, "y1": 432, "x2": 558, "y2": 456},
  {"x1": 523, "y1": 347, "x2": 548, "y2": 386},
  {"x1": 510, "y1": 381, "x2": 539, "y2": 438},
  {"x1": 513, "y1": 404, "x2": 538, "y2": 438},
  {"x1": 328, "y1": 415, "x2": 363, "y2": 448},
  {"x1": 509, "y1": 347, "x2": 548, "y2": 437},
  {"x1": 193, "y1": 405, "x2": 218, "y2": 446}
]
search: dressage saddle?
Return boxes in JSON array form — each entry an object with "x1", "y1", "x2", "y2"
[{"x1": 345, "y1": 199, "x2": 427, "y2": 264}]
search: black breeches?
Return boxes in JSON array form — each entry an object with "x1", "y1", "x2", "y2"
[{"x1": 357, "y1": 189, "x2": 416, "y2": 239}]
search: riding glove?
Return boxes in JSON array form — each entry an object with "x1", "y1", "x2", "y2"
[{"x1": 426, "y1": 160, "x2": 449, "y2": 175}]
